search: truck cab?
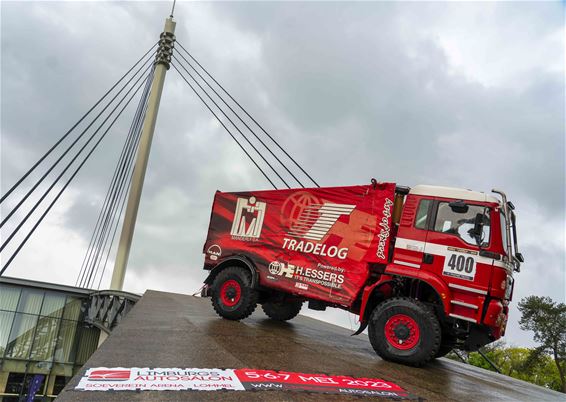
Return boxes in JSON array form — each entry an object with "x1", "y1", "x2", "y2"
[{"x1": 373, "y1": 185, "x2": 522, "y2": 357}]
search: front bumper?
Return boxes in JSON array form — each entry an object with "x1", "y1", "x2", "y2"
[{"x1": 483, "y1": 299, "x2": 508, "y2": 339}]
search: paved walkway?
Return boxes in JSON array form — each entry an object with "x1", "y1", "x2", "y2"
[{"x1": 59, "y1": 290, "x2": 564, "y2": 401}]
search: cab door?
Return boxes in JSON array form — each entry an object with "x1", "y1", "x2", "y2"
[
  {"x1": 392, "y1": 195, "x2": 433, "y2": 270},
  {"x1": 422, "y1": 200, "x2": 494, "y2": 321}
]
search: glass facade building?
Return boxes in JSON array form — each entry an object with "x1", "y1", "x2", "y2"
[{"x1": 0, "y1": 277, "x2": 100, "y2": 401}]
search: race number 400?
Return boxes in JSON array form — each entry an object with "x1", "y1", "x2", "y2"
[{"x1": 443, "y1": 253, "x2": 476, "y2": 281}]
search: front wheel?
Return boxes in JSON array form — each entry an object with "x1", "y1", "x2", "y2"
[
  {"x1": 368, "y1": 297, "x2": 441, "y2": 367},
  {"x1": 211, "y1": 267, "x2": 258, "y2": 320}
]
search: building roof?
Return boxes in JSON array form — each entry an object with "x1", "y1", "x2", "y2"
[
  {"x1": 410, "y1": 185, "x2": 500, "y2": 204},
  {"x1": 0, "y1": 276, "x2": 92, "y2": 296}
]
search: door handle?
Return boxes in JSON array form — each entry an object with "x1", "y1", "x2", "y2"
[{"x1": 423, "y1": 253, "x2": 434, "y2": 264}]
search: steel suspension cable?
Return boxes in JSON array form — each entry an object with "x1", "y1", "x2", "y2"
[
  {"x1": 76, "y1": 68, "x2": 154, "y2": 288},
  {"x1": 77, "y1": 67, "x2": 153, "y2": 288},
  {"x1": 174, "y1": 57, "x2": 288, "y2": 188},
  {"x1": 176, "y1": 41, "x2": 319, "y2": 187},
  {"x1": 172, "y1": 58, "x2": 286, "y2": 188},
  {"x1": 90, "y1": 149, "x2": 138, "y2": 289},
  {"x1": 174, "y1": 51, "x2": 303, "y2": 188},
  {"x1": 171, "y1": 63, "x2": 277, "y2": 189},
  {"x1": 83, "y1": 136, "x2": 136, "y2": 289},
  {"x1": 0, "y1": 43, "x2": 158, "y2": 204},
  {"x1": 81, "y1": 69, "x2": 154, "y2": 289},
  {"x1": 0, "y1": 75, "x2": 149, "y2": 276},
  {"x1": 0, "y1": 66, "x2": 151, "y2": 260},
  {"x1": 1, "y1": 55, "x2": 155, "y2": 229},
  {"x1": 97, "y1": 170, "x2": 134, "y2": 290}
]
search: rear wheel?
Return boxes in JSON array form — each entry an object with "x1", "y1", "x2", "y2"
[
  {"x1": 368, "y1": 297, "x2": 441, "y2": 367},
  {"x1": 211, "y1": 267, "x2": 258, "y2": 320},
  {"x1": 262, "y1": 300, "x2": 302, "y2": 321}
]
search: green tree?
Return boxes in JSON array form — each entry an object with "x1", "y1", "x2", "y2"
[
  {"x1": 450, "y1": 342, "x2": 562, "y2": 391},
  {"x1": 518, "y1": 296, "x2": 566, "y2": 393}
]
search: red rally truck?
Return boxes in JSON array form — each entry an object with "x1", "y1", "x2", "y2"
[{"x1": 201, "y1": 182, "x2": 523, "y2": 366}]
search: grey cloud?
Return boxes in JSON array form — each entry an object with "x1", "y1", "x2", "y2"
[{"x1": 1, "y1": 2, "x2": 564, "y2": 347}]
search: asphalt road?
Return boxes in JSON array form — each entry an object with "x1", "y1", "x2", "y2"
[{"x1": 59, "y1": 290, "x2": 563, "y2": 401}]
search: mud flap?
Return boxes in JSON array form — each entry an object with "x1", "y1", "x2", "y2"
[
  {"x1": 201, "y1": 284, "x2": 211, "y2": 298},
  {"x1": 463, "y1": 325, "x2": 493, "y2": 351},
  {"x1": 351, "y1": 320, "x2": 368, "y2": 336}
]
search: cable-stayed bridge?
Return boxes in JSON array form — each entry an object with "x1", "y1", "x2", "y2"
[{"x1": 0, "y1": 16, "x2": 317, "y2": 293}]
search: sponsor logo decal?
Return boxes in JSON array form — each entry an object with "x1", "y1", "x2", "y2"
[
  {"x1": 295, "y1": 282, "x2": 309, "y2": 290},
  {"x1": 280, "y1": 192, "x2": 355, "y2": 260},
  {"x1": 268, "y1": 261, "x2": 282, "y2": 276},
  {"x1": 206, "y1": 245, "x2": 222, "y2": 261},
  {"x1": 447, "y1": 246, "x2": 478, "y2": 255},
  {"x1": 268, "y1": 260, "x2": 345, "y2": 289},
  {"x1": 76, "y1": 367, "x2": 414, "y2": 399},
  {"x1": 88, "y1": 369, "x2": 131, "y2": 381},
  {"x1": 268, "y1": 261, "x2": 296, "y2": 278},
  {"x1": 281, "y1": 192, "x2": 323, "y2": 230},
  {"x1": 287, "y1": 203, "x2": 356, "y2": 241},
  {"x1": 78, "y1": 368, "x2": 243, "y2": 391},
  {"x1": 230, "y1": 197, "x2": 266, "y2": 241},
  {"x1": 376, "y1": 198, "x2": 393, "y2": 260},
  {"x1": 282, "y1": 238, "x2": 349, "y2": 260}
]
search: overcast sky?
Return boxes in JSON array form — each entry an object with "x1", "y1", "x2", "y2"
[{"x1": 1, "y1": 1, "x2": 564, "y2": 348}]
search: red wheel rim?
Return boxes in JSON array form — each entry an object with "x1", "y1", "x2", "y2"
[
  {"x1": 384, "y1": 314, "x2": 420, "y2": 350},
  {"x1": 220, "y1": 280, "x2": 241, "y2": 307}
]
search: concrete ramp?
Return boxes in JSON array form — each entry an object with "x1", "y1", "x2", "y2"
[{"x1": 59, "y1": 290, "x2": 563, "y2": 401}]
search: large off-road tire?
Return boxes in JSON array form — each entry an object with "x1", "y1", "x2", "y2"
[
  {"x1": 211, "y1": 267, "x2": 258, "y2": 320},
  {"x1": 262, "y1": 300, "x2": 302, "y2": 321},
  {"x1": 368, "y1": 297, "x2": 441, "y2": 367}
]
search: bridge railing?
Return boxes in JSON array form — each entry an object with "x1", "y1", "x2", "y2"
[{"x1": 85, "y1": 290, "x2": 141, "y2": 334}]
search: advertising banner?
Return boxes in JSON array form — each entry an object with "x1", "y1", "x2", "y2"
[
  {"x1": 75, "y1": 367, "x2": 414, "y2": 398},
  {"x1": 234, "y1": 369, "x2": 412, "y2": 398},
  {"x1": 76, "y1": 368, "x2": 244, "y2": 391}
]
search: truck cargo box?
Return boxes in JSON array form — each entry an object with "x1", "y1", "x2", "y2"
[{"x1": 203, "y1": 183, "x2": 396, "y2": 306}]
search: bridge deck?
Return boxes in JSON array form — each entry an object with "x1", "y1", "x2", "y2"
[{"x1": 59, "y1": 290, "x2": 563, "y2": 401}]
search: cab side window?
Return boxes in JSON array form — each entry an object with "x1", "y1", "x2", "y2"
[
  {"x1": 414, "y1": 199, "x2": 432, "y2": 229},
  {"x1": 434, "y1": 202, "x2": 491, "y2": 246}
]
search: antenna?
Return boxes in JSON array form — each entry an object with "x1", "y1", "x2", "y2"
[{"x1": 170, "y1": 0, "x2": 177, "y2": 18}]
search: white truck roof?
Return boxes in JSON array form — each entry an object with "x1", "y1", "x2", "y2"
[{"x1": 410, "y1": 185, "x2": 500, "y2": 204}]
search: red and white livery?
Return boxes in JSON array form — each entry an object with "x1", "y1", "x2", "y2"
[{"x1": 201, "y1": 181, "x2": 522, "y2": 366}]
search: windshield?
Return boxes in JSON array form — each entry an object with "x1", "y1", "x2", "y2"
[{"x1": 434, "y1": 203, "x2": 491, "y2": 246}]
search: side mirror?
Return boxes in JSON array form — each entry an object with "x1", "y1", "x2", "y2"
[
  {"x1": 468, "y1": 213, "x2": 485, "y2": 246},
  {"x1": 515, "y1": 252, "x2": 524, "y2": 263},
  {"x1": 449, "y1": 200, "x2": 469, "y2": 214}
]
